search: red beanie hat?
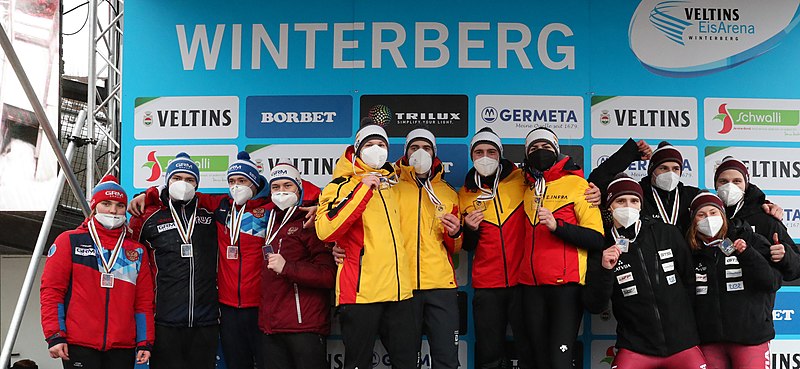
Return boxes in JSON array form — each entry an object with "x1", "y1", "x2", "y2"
[
  {"x1": 690, "y1": 191, "x2": 725, "y2": 217},
  {"x1": 714, "y1": 156, "x2": 749, "y2": 186},
  {"x1": 607, "y1": 173, "x2": 643, "y2": 204},
  {"x1": 90, "y1": 175, "x2": 127, "y2": 210},
  {"x1": 648, "y1": 141, "x2": 682, "y2": 176}
]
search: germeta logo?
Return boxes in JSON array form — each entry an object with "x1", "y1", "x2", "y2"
[{"x1": 713, "y1": 103, "x2": 799, "y2": 134}]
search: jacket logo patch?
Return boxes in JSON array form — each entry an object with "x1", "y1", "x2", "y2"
[
  {"x1": 126, "y1": 250, "x2": 140, "y2": 262},
  {"x1": 157, "y1": 223, "x2": 176, "y2": 233},
  {"x1": 545, "y1": 194, "x2": 568, "y2": 200},
  {"x1": 614, "y1": 262, "x2": 631, "y2": 273},
  {"x1": 726, "y1": 281, "x2": 744, "y2": 292},
  {"x1": 696, "y1": 286, "x2": 708, "y2": 295},
  {"x1": 725, "y1": 256, "x2": 739, "y2": 265},
  {"x1": 666, "y1": 274, "x2": 677, "y2": 285},
  {"x1": 658, "y1": 249, "x2": 673, "y2": 260},
  {"x1": 621, "y1": 285, "x2": 638, "y2": 297},
  {"x1": 696, "y1": 273, "x2": 707, "y2": 282},
  {"x1": 74, "y1": 247, "x2": 95, "y2": 257},
  {"x1": 252, "y1": 208, "x2": 266, "y2": 218},
  {"x1": 287, "y1": 226, "x2": 299, "y2": 235},
  {"x1": 616, "y1": 272, "x2": 634, "y2": 285},
  {"x1": 726, "y1": 268, "x2": 743, "y2": 279},
  {"x1": 661, "y1": 261, "x2": 675, "y2": 273},
  {"x1": 47, "y1": 244, "x2": 57, "y2": 257},
  {"x1": 196, "y1": 216, "x2": 213, "y2": 225}
]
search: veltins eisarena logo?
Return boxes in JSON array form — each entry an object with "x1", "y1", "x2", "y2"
[
  {"x1": 629, "y1": 0, "x2": 800, "y2": 76},
  {"x1": 368, "y1": 105, "x2": 393, "y2": 127},
  {"x1": 713, "y1": 103, "x2": 799, "y2": 134}
]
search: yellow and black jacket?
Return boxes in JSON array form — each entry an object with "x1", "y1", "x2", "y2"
[
  {"x1": 395, "y1": 157, "x2": 461, "y2": 291},
  {"x1": 458, "y1": 159, "x2": 527, "y2": 289},
  {"x1": 315, "y1": 146, "x2": 412, "y2": 305},
  {"x1": 521, "y1": 156, "x2": 605, "y2": 286}
]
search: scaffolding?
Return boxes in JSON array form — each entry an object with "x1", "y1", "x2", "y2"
[{"x1": 0, "y1": 0, "x2": 124, "y2": 365}]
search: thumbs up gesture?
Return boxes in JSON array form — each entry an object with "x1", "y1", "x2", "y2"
[{"x1": 770, "y1": 233, "x2": 786, "y2": 263}]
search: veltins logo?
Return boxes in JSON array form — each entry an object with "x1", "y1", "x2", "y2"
[
  {"x1": 475, "y1": 95, "x2": 584, "y2": 139},
  {"x1": 704, "y1": 146, "x2": 800, "y2": 191},
  {"x1": 704, "y1": 98, "x2": 800, "y2": 141},
  {"x1": 590, "y1": 96, "x2": 697, "y2": 140},
  {"x1": 246, "y1": 95, "x2": 352, "y2": 139},
  {"x1": 134, "y1": 96, "x2": 238, "y2": 140},
  {"x1": 133, "y1": 145, "x2": 237, "y2": 189},
  {"x1": 629, "y1": 0, "x2": 800, "y2": 77},
  {"x1": 360, "y1": 95, "x2": 468, "y2": 138}
]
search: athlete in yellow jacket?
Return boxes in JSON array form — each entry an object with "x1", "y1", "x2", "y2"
[
  {"x1": 394, "y1": 128, "x2": 462, "y2": 369},
  {"x1": 315, "y1": 124, "x2": 416, "y2": 369}
]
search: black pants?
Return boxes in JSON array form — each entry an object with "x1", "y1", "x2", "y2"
[
  {"x1": 61, "y1": 345, "x2": 134, "y2": 369},
  {"x1": 411, "y1": 289, "x2": 460, "y2": 369},
  {"x1": 521, "y1": 284, "x2": 583, "y2": 369},
  {"x1": 261, "y1": 333, "x2": 328, "y2": 369},
  {"x1": 220, "y1": 305, "x2": 263, "y2": 369},
  {"x1": 472, "y1": 286, "x2": 532, "y2": 369},
  {"x1": 150, "y1": 324, "x2": 219, "y2": 369},
  {"x1": 338, "y1": 299, "x2": 417, "y2": 369}
]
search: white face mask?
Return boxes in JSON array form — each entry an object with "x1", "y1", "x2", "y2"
[
  {"x1": 168, "y1": 180, "x2": 196, "y2": 202},
  {"x1": 272, "y1": 191, "x2": 298, "y2": 210},
  {"x1": 717, "y1": 183, "x2": 744, "y2": 207},
  {"x1": 653, "y1": 171, "x2": 680, "y2": 192},
  {"x1": 697, "y1": 215, "x2": 724, "y2": 238},
  {"x1": 95, "y1": 213, "x2": 126, "y2": 230},
  {"x1": 612, "y1": 207, "x2": 640, "y2": 228},
  {"x1": 409, "y1": 149, "x2": 433, "y2": 175},
  {"x1": 230, "y1": 184, "x2": 254, "y2": 206},
  {"x1": 360, "y1": 145, "x2": 388, "y2": 169},
  {"x1": 474, "y1": 156, "x2": 499, "y2": 177}
]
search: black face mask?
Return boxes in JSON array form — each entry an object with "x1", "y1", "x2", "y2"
[{"x1": 528, "y1": 149, "x2": 557, "y2": 172}]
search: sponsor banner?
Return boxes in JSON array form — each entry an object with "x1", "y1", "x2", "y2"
[
  {"x1": 774, "y1": 290, "x2": 800, "y2": 334},
  {"x1": 629, "y1": 0, "x2": 800, "y2": 77},
  {"x1": 134, "y1": 96, "x2": 238, "y2": 139},
  {"x1": 245, "y1": 95, "x2": 353, "y2": 138},
  {"x1": 770, "y1": 339, "x2": 800, "y2": 368},
  {"x1": 591, "y1": 145, "x2": 699, "y2": 187},
  {"x1": 389, "y1": 143, "x2": 469, "y2": 190},
  {"x1": 771, "y1": 196, "x2": 800, "y2": 240},
  {"x1": 705, "y1": 147, "x2": 800, "y2": 191},
  {"x1": 590, "y1": 96, "x2": 698, "y2": 140},
  {"x1": 360, "y1": 95, "x2": 469, "y2": 138},
  {"x1": 327, "y1": 339, "x2": 467, "y2": 369},
  {"x1": 705, "y1": 98, "x2": 800, "y2": 141},
  {"x1": 589, "y1": 340, "x2": 618, "y2": 369},
  {"x1": 475, "y1": 95, "x2": 584, "y2": 139},
  {"x1": 504, "y1": 145, "x2": 584, "y2": 169},
  {"x1": 132, "y1": 145, "x2": 238, "y2": 189}
]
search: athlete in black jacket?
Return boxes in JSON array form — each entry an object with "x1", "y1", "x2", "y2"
[
  {"x1": 584, "y1": 174, "x2": 706, "y2": 368},
  {"x1": 687, "y1": 192, "x2": 781, "y2": 369}
]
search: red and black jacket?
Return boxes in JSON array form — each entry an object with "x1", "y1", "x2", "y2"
[{"x1": 41, "y1": 219, "x2": 155, "y2": 351}]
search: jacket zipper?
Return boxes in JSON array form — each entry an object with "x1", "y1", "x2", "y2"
[
  {"x1": 529, "y1": 187, "x2": 547, "y2": 285},
  {"x1": 714, "y1": 251, "x2": 725, "y2": 338},
  {"x1": 356, "y1": 248, "x2": 365, "y2": 293},
  {"x1": 493, "y1": 196, "x2": 509, "y2": 287},
  {"x1": 183, "y1": 203, "x2": 195, "y2": 327},
  {"x1": 293, "y1": 283, "x2": 303, "y2": 324},
  {"x1": 637, "y1": 247, "x2": 667, "y2": 352},
  {"x1": 378, "y1": 191, "x2": 402, "y2": 300},
  {"x1": 101, "y1": 281, "x2": 111, "y2": 350},
  {"x1": 416, "y1": 188, "x2": 422, "y2": 290}
]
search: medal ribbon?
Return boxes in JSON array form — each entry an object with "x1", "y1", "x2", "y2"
[
  {"x1": 169, "y1": 200, "x2": 197, "y2": 245},
  {"x1": 227, "y1": 204, "x2": 247, "y2": 246},
  {"x1": 265, "y1": 206, "x2": 298, "y2": 248},
  {"x1": 416, "y1": 176, "x2": 444, "y2": 209},
  {"x1": 474, "y1": 164, "x2": 502, "y2": 202},
  {"x1": 651, "y1": 187, "x2": 680, "y2": 225},
  {"x1": 88, "y1": 220, "x2": 126, "y2": 274},
  {"x1": 611, "y1": 220, "x2": 642, "y2": 244}
]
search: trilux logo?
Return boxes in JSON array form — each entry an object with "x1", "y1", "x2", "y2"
[{"x1": 713, "y1": 103, "x2": 800, "y2": 134}]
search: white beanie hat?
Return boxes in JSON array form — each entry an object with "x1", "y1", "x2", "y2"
[
  {"x1": 354, "y1": 125, "x2": 389, "y2": 154},
  {"x1": 525, "y1": 127, "x2": 560, "y2": 155},
  {"x1": 470, "y1": 128, "x2": 503, "y2": 157},
  {"x1": 405, "y1": 128, "x2": 437, "y2": 157}
]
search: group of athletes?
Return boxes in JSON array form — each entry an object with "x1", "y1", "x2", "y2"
[{"x1": 39, "y1": 123, "x2": 798, "y2": 369}]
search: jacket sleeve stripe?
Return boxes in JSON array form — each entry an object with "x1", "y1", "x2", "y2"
[{"x1": 316, "y1": 181, "x2": 372, "y2": 242}]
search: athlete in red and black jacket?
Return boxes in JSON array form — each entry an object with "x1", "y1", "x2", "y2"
[
  {"x1": 41, "y1": 176, "x2": 154, "y2": 369},
  {"x1": 259, "y1": 163, "x2": 335, "y2": 369},
  {"x1": 128, "y1": 153, "x2": 219, "y2": 369}
]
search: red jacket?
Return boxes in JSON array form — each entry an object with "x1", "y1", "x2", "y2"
[
  {"x1": 41, "y1": 218, "x2": 155, "y2": 351},
  {"x1": 259, "y1": 196, "x2": 336, "y2": 335}
]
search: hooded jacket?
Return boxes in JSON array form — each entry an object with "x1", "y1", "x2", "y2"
[
  {"x1": 315, "y1": 146, "x2": 412, "y2": 305},
  {"x1": 692, "y1": 219, "x2": 782, "y2": 345},
  {"x1": 587, "y1": 138, "x2": 699, "y2": 233},
  {"x1": 584, "y1": 220, "x2": 699, "y2": 356},
  {"x1": 726, "y1": 183, "x2": 800, "y2": 281},
  {"x1": 41, "y1": 218, "x2": 155, "y2": 351},
  {"x1": 521, "y1": 155, "x2": 605, "y2": 286},
  {"x1": 129, "y1": 191, "x2": 219, "y2": 327},
  {"x1": 259, "y1": 193, "x2": 336, "y2": 335},
  {"x1": 395, "y1": 157, "x2": 461, "y2": 291},
  {"x1": 458, "y1": 158, "x2": 527, "y2": 289}
]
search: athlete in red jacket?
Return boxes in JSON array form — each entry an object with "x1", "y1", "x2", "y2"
[{"x1": 41, "y1": 175, "x2": 154, "y2": 369}]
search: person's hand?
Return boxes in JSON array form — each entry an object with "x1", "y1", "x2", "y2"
[
  {"x1": 49, "y1": 343, "x2": 69, "y2": 360},
  {"x1": 136, "y1": 350, "x2": 150, "y2": 364},
  {"x1": 602, "y1": 246, "x2": 622, "y2": 270},
  {"x1": 300, "y1": 205, "x2": 318, "y2": 229},
  {"x1": 538, "y1": 207, "x2": 557, "y2": 231},
  {"x1": 128, "y1": 193, "x2": 146, "y2": 217},
  {"x1": 440, "y1": 213, "x2": 461, "y2": 237},
  {"x1": 464, "y1": 210, "x2": 484, "y2": 231},
  {"x1": 636, "y1": 140, "x2": 652, "y2": 160},
  {"x1": 267, "y1": 253, "x2": 286, "y2": 274},
  {"x1": 763, "y1": 202, "x2": 784, "y2": 221},
  {"x1": 584, "y1": 183, "x2": 601, "y2": 206},
  {"x1": 770, "y1": 233, "x2": 786, "y2": 263},
  {"x1": 733, "y1": 238, "x2": 747, "y2": 254},
  {"x1": 332, "y1": 244, "x2": 346, "y2": 265},
  {"x1": 361, "y1": 175, "x2": 380, "y2": 190}
]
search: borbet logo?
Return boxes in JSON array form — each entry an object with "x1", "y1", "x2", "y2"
[
  {"x1": 612, "y1": 109, "x2": 691, "y2": 127},
  {"x1": 154, "y1": 109, "x2": 232, "y2": 127},
  {"x1": 260, "y1": 111, "x2": 336, "y2": 123}
]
